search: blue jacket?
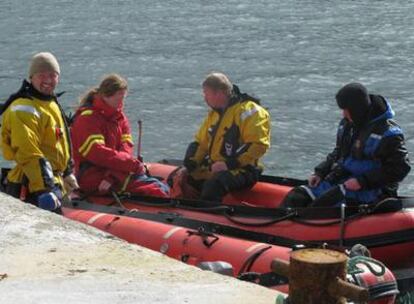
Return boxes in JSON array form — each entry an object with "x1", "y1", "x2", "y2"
[{"x1": 314, "y1": 95, "x2": 410, "y2": 203}]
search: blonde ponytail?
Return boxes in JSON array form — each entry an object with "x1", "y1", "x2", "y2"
[{"x1": 79, "y1": 87, "x2": 99, "y2": 107}]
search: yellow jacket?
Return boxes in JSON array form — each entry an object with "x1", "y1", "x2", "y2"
[
  {"x1": 1, "y1": 84, "x2": 71, "y2": 193},
  {"x1": 187, "y1": 95, "x2": 270, "y2": 180}
]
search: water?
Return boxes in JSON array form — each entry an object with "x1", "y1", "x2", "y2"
[{"x1": 1, "y1": 0, "x2": 414, "y2": 193}]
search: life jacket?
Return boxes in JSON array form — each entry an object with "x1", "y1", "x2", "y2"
[{"x1": 216, "y1": 85, "x2": 263, "y2": 161}]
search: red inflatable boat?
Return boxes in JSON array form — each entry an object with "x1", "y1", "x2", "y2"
[
  {"x1": 69, "y1": 162, "x2": 414, "y2": 271},
  {"x1": 63, "y1": 206, "x2": 291, "y2": 290},
  {"x1": 62, "y1": 196, "x2": 400, "y2": 302}
]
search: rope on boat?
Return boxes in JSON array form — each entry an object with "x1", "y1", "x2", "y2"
[
  {"x1": 110, "y1": 191, "x2": 376, "y2": 230},
  {"x1": 223, "y1": 210, "x2": 297, "y2": 227},
  {"x1": 237, "y1": 245, "x2": 272, "y2": 277},
  {"x1": 290, "y1": 203, "x2": 374, "y2": 227},
  {"x1": 111, "y1": 191, "x2": 140, "y2": 212},
  {"x1": 80, "y1": 191, "x2": 410, "y2": 235}
]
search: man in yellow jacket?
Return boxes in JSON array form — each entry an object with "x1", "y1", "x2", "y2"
[
  {"x1": 1, "y1": 52, "x2": 78, "y2": 213},
  {"x1": 178, "y1": 72, "x2": 270, "y2": 203}
]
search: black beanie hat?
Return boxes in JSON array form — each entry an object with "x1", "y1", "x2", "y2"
[{"x1": 336, "y1": 82, "x2": 371, "y2": 127}]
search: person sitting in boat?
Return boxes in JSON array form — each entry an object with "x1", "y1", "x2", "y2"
[
  {"x1": 1, "y1": 52, "x2": 79, "y2": 213},
  {"x1": 282, "y1": 82, "x2": 411, "y2": 208},
  {"x1": 70, "y1": 74, "x2": 169, "y2": 198},
  {"x1": 173, "y1": 72, "x2": 271, "y2": 203}
]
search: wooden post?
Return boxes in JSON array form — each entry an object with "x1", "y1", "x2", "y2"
[{"x1": 271, "y1": 248, "x2": 369, "y2": 304}]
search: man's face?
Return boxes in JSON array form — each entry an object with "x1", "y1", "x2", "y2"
[
  {"x1": 31, "y1": 71, "x2": 59, "y2": 95},
  {"x1": 203, "y1": 86, "x2": 227, "y2": 109}
]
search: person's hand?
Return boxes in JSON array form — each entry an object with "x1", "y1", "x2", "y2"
[
  {"x1": 170, "y1": 167, "x2": 189, "y2": 189},
  {"x1": 134, "y1": 160, "x2": 146, "y2": 175},
  {"x1": 308, "y1": 174, "x2": 321, "y2": 187},
  {"x1": 63, "y1": 174, "x2": 79, "y2": 194},
  {"x1": 170, "y1": 167, "x2": 199, "y2": 199},
  {"x1": 98, "y1": 178, "x2": 114, "y2": 193},
  {"x1": 211, "y1": 161, "x2": 228, "y2": 173},
  {"x1": 344, "y1": 178, "x2": 361, "y2": 191}
]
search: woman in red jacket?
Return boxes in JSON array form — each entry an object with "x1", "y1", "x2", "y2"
[{"x1": 71, "y1": 74, "x2": 169, "y2": 197}]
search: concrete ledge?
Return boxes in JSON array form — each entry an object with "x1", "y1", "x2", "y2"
[{"x1": 0, "y1": 193, "x2": 283, "y2": 303}]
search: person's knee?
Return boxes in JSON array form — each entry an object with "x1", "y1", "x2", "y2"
[
  {"x1": 281, "y1": 187, "x2": 312, "y2": 208},
  {"x1": 200, "y1": 170, "x2": 257, "y2": 203},
  {"x1": 311, "y1": 185, "x2": 346, "y2": 207},
  {"x1": 200, "y1": 175, "x2": 227, "y2": 202},
  {"x1": 5, "y1": 182, "x2": 22, "y2": 198}
]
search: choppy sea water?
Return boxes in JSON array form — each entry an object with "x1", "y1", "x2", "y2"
[{"x1": 1, "y1": 0, "x2": 414, "y2": 193}]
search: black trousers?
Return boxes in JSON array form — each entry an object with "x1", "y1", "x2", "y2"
[
  {"x1": 188, "y1": 167, "x2": 260, "y2": 203},
  {"x1": 280, "y1": 186, "x2": 345, "y2": 208}
]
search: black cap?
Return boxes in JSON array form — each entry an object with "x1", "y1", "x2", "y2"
[{"x1": 336, "y1": 82, "x2": 371, "y2": 127}]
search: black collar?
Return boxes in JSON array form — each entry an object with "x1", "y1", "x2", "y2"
[{"x1": 25, "y1": 79, "x2": 57, "y2": 101}]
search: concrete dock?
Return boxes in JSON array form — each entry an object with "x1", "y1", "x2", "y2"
[{"x1": 0, "y1": 193, "x2": 284, "y2": 304}]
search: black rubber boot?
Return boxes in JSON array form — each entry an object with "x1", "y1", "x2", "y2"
[
  {"x1": 310, "y1": 185, "x2": 346, "y2": 207},
  {"x1": 280, "y1": 187, "x2": 312, "y2": 208}
]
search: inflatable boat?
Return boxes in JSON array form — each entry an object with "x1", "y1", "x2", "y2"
[
  {"x1": 63, "y1": 204, "x2": 291, "y2": 289},
  {"x1": 68, "y1": 162, "x2": 414, "y2": 271},
  {"x1": 62, "y1": 196, "x2": 400, "y2": 303}
]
